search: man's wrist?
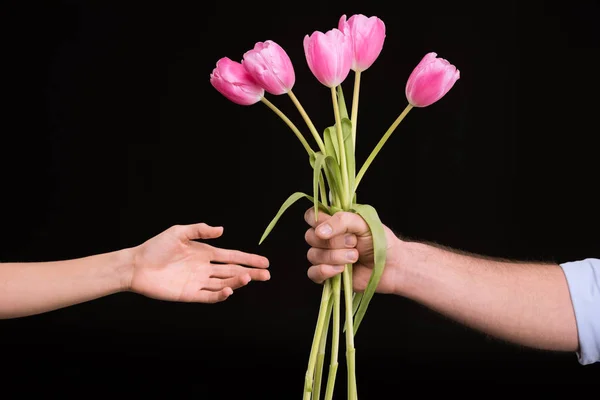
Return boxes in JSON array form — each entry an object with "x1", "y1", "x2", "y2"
[{"x1": 391, "y1": 239, "x2": 435, "y2": 298}]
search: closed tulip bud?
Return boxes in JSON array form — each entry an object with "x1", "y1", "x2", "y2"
[
  {"x1": 303, "y1": 28, "x2": 352, "y2": 88},
  {"x1": 210, "y1": 57, "x2": 264, "y2": 105},
  {"x1": 405, "y1": 52, "x2": 460, "y2": 107},
  {"x1": 242, "y1": 40, "x2": 295, "y2": 95},
  {"x1": 338, "y1": 14, "x2": 386, "y2": 72}
]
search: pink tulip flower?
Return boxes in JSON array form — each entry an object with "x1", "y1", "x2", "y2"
[
  {"x1": 303, "y1": 28, "x2": 352, "y2": 88},
  {"x1": 338, "y1": 14, "x2": 386, "y2": 72},
  {"x1": 405, "y1": 52, "x2": 460, "y2": 107},
  {"x1": 242, "y1": 40, "x2": 295, "y2": 95},
  {"x1": 210, "y1": 57, "x2": 265, "y2": 105}
]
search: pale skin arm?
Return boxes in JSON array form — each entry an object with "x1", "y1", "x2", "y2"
[
  {"x1": 0, "y1": 223, "x2": 270, "y2": 319},
  {"x1": 303, "y1": 208, "x2": 579, "y2": 353}
]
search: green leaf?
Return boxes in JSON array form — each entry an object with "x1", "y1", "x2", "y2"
[
  {"x1": 324, "y1": 156, "x2": 344, "y2": 204},
  {"x1": 311, "y1": 150, "x2": 341, "y2": 212},
  {"x1": 342, "y1": 291, "x2": 362, "y2": 334},
  {"x1": 340, "y1": 117, "x2": 355, "y2": 195},
  {"x1": 329, "y1": 204, "x2": 343, "y2": 214},
  {"x1": 313, "y1": 148, "x2": 342, "y2": 212},
  {"x1": 337, "y1": 85, "x2": 349, "y2": 120},
  {"x1": 312, "y1": 152, "x2": 329, "y2": 220},
  {"x1": 323, "y1": 126, "x2": 339, "y2": 164},
  {"x1": 352, "y1": 292, "x2": 362, "y2": 315},
  {"x1": 350, "y1": 204, "x2": 387, "y2": 335},
  {"x1": 259, "y1": 192, "x2": 327, "y2": 245}
]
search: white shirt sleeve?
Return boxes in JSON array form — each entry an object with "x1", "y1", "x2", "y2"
[{"x1": 559, "y1": 258, "x2": 600, "y2": 365}]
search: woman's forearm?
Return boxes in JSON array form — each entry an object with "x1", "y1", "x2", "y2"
[
  {"x1": 0, "y1": 249, "x2": 134, "y2": 319},
  {"x1": 395, "y1": 240, "x2": 579, "y2": 352}
]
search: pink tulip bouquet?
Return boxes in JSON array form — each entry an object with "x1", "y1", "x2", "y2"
[{"x1": 210, "y1": 14, "x2": 459, "y2": 400}]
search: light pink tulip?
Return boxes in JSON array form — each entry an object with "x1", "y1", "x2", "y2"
[
  {"x1": 242, "y1": 40, "x2": 295, "y2": 95},
  {"x1": 303, "y1": 28, "x2": 352, "y2": 88},
  {"x1": 405, "y1": 52, "x2": 460, "y2": 107},
  {"x1": 338, "y1": 14, "x2": 386, "y2": 72},
  {"x1": 210, "y1": 57, "x2": 265, "y2": 105}
]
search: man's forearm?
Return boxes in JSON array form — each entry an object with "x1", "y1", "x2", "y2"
[
  {"x1": 0, "y1": 249, "x2": 134, "y2": 319},
  {"x1": 394, "y1": 240, "x2": 579, "y2": 352}
]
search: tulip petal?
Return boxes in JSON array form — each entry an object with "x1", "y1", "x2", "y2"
[
  {"x1": 405, "y1": 52, "x2": 459, "y2": 107},
  {"x1": 243, "y1": 40, "x2": 295, "y2": 95},
  {"x1": 341, "y1": 14, "x2": 386, "y2": 72},
  {"x1": 210, "y1": 57, "x2": 264, "y2": 105},
  {"x1": 304, "y1": 29, "x2": 352, "y2": 88}
]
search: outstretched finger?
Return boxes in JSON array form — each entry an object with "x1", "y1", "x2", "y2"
[
  {"x1": 203, "y1": 274, "x2": 251, "y2": 291},
  {"x1": 202, "y1": 274, "x2": 252, "y2": 292},
  {"x1": 209, "y1": 264, "x2": 271, "y2": 281},
  {"x1": 307, "y1": 264, "x2": 345, "y2": 284},
  {"x1": 220, "y1": 274, "x2": 252, "y2": 290},
  {"x1": 173, "y1": 223, "x2": 224, "y2": 241},
  {"x1": 211, "y1": 248, "x2": 270, "y2": 269},
  {"x1": 195, "y1": 287, "x2": 233, "y2": 303}
]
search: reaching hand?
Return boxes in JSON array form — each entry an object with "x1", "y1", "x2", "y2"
[
  {"x1": 130, "y1": 223, "x2": 270, "y2": 303},
  {"x1": 304, "y1": 208, "x2": 401, "y2": 294}
]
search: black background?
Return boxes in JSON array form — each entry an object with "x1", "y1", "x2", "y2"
[{"x1": 1, "y1": 0, "x2": 599, "y2": 396}]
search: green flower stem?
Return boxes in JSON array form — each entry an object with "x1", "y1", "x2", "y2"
[
  {"x1": 304, "y1": 279, "x2": 333, "y2": 400},
  {"x1": 342, "y1": 265, "x2": 357, "y2": 400},
  {"x1": 287, "y1": 90, "x2": 327, "y2": 155},
  {"x1": 261, "y1": 97, "x2": 314, "y2": 156},
  {"x1": 354, "y1": 103, "x2": 413, "y2": 191},
  {"x1": 350, "y1": 71, "x2": 362, "y2": 149},
  {"x1": 313, "y1": 291, "x2": 333, "y2": 400},
  {"x1": 331, "y1": 87, "x2": 350, "y2": 208},
  {"x1": 323, "y1": 109, "x2": 358, "y2": 399},
  {"x1": 324, "y1": 273, "x2": 341, "y2": 400}
]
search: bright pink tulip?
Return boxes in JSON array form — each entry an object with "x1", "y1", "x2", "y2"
[
  {"x1": 210, "y1": 57, "x2": 264, "y2": 105},
  {"x1": 303, "y1": 28, "x2": 352, "y2": 88},
  {"x1": 242, "y1": 40, "x2": 295, "y2": 95},
  {"x1": 338, "y1": 14, "x2": 386, "y2": 72},
  {"x1": 405, "y1": 52, "x2": 460, "y2": 107}
]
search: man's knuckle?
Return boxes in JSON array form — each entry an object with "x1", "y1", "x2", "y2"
[
  {"x1": 304, "y1": 208, "x2": 314, "y2": 222},
  {"x1": 324, "y1": 250, "x2": 336, "y2": 264},
  {"x1": 327, "y1": 237, "x2": 339, "y2": 249},
  {"x1": 306, "y1": 248, "x2": 315, "y2": 262},
  {"x1": 319, "y1": 264, "x2": 329, "y2": 277},
  {"x1": 304, "y1": 228, "x2": 312, "y2": 242}
]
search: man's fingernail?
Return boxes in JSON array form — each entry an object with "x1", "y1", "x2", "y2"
[
  {"x1": 318, "y1": 224, "x2": 332, "y2": 236},
  {"x1": 332, "y1": 265, "x2": 345, "y2": 271},
  {"x1": 344, "y1": 234, "x2": 354, "y2": 246},
  {"x1": 346, "y1": 251, "x2": 356, "y2": 262}
]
